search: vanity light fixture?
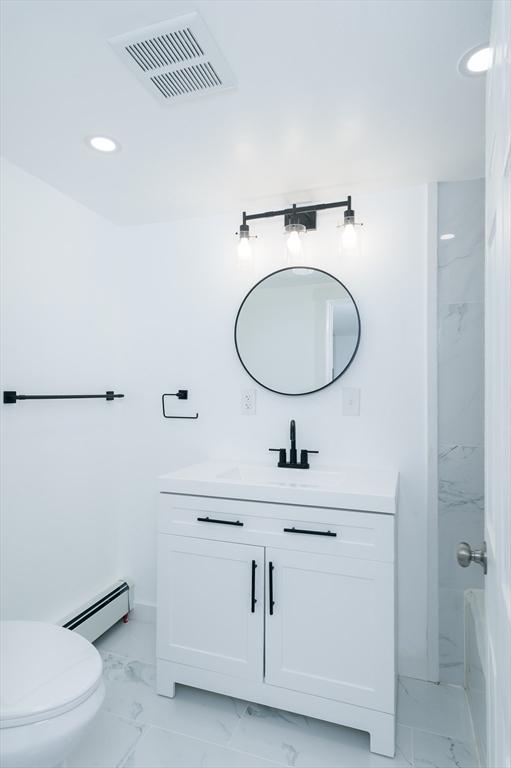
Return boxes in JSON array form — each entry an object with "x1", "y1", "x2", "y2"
[
  {"x1": 236, "y1": 196, "x2": 362, "y2": 264},
  {"x1": 87, "y1": 135, "x2": 120, "y2": 153}
]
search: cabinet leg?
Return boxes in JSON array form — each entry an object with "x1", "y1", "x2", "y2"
[
  {"x1": 156, "y1": 678, "x2": 176, "y2": 699},
  {"x1": 369, "y1": 721, "x2": 395, "y2": 757}
]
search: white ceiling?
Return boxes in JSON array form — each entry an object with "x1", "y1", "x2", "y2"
[{"x1": 0, "y1": 0, "x2": 491, "y2": 225}]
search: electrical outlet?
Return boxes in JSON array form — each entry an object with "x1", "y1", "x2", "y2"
[
  {"x1": 241, "y1": 389, "x2": 256, "y2": 415},
  {"x1": 342, "y1": 387, "x2": 360, "y2": 416}
]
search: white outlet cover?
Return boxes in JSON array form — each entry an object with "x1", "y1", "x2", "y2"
[{"x1": 241, "y1": 389, "x2": 256, "y2": 415}]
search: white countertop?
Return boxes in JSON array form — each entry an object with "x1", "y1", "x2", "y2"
[{"x1": 158, "y1": 461, "x2": 398, "y2": 514}]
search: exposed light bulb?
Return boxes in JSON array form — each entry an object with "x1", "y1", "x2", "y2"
[
  {"x1": 284, "y1": 222, "x2": 306, "y2": 264},
  {"x1": 287, "y1": 230, "x2": 302, "y2": 256},
  {"x1": 341, "y1": 223, "x2": 358, "y2": 250},
  {"x1": 338, "y1": 209, "x2": 363, "y2": 257},
  {"x1": 237, "y1": 236, "x2": 252, "y2": 262},
  {"x1": 237, "y1": 223, "x2": 254, "y2": 266}
]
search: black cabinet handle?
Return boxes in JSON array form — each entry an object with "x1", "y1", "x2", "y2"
[
  {"x1": 283, "y1": 526, "x2": 337, "y2": 537},
  {"x1": 251, "y1": 560, "x2": 257, "y2": 613},
  {"x1": 196, "y1": 516, "x2": 244, "y2": 526},
  {"x1": 269, "y1": 561, "x2": 275, "y2": 615}
]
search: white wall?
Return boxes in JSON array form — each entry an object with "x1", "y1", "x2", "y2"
[
  {"x1": 0, "y1": 160, "x2": 122, "y2": 622},
  {"x1": 113, "y1": 183, "x2": 430, "y2": 679},
  {"x1": 0, "y1": 166, "x2": 431, "y2": 678}
]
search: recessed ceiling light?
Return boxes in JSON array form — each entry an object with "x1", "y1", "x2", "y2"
[
  {"x1": 440, "y1": 233, "x2": 456, "y2": 241},
  {"x1": 459, "y1": 45, "x2": 492, "y2": 77},
  {"x1": 87, "y1": 136, "x2": 119, "y2": 153}
]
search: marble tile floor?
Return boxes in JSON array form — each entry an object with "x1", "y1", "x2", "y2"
[{"x1": 68, "y1": 610, "x2": 480, "y2": 768}]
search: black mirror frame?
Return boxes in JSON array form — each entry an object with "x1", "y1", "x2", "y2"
[{"x1": 234, "y1": 266, "x2": 361, "y2": 396}]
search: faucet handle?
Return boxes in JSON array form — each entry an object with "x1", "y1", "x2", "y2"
[
  {"x1": 300, "y1": 449, "x2": 319, "y2": 469},
  {"x1": 269, "y1": 448, "x2": 287, "y2": 466}
]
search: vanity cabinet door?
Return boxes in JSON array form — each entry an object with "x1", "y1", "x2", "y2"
[
  {"x1": 264, "y1": 548, "x2": 394, "y2": 712},
  {"x1": 157, "y1": 535, "x2": 264, "y2": 680}
]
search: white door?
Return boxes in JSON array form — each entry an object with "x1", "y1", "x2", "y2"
[
  {"x1": 157, "y1": 535, "x2": 264, "y2": 680},
  {"x1": 485, "y1": 3, "x2": 511, "y2": 766},
  {"x1": 264, "y1": 548, "x2": 395, "y2": 712}
]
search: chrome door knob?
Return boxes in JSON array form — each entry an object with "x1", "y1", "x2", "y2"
[{"x1": 457, "y1": 541, "x2": 487, "y2": 574}]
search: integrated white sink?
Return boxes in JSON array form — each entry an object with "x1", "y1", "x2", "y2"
[{"x1": 159, "y1": 460, "x2": 398, "y2": 514}]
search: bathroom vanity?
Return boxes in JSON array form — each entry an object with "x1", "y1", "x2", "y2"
[{"x1": 156, "y1": 461, "x2": 398, "y2": 756}]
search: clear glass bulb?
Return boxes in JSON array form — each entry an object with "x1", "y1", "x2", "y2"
[
  {"x1": 287, "y1": 230, "x2": 302, "y2": 256},
  {"x1": 341, "y1": 223, "x2": 357, "y2": 250},
  {"x1": 338, "y1": 221, "x2": 362, "y2": 256},
  {"x1": 285, "y1": 223, "x2": 306, "y2": 264},
  {"x1": 237, "y1": 236, "x2": 252, "y2": 263}
]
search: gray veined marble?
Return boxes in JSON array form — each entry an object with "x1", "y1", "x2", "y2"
[
  {"x1": 439, "y1": 587, "x2": 465, "y2": 685},
  {"x1": 438, "y1": 446, "x2": 483, "y2": 515},
  {"x1": 437, "y1": 179, "x2": 484, "y2": 306},
  {"x1": 437, "y1": 178, "x2": 484, "y2": 688},
  {"x1": 100, "y1": 651, "x2": 248, "y2": 745},
  {"x1": 438, "y1": 302, "x2": 484, "y2": 449},
  {"x1": 413, "y1": 730, "x2": 478, "y2": 768},
  {"x1": 437, "y1": 444, "x2": 484, "y2": 684},
  {"x1": 438, "y1": 445, "x2": 484, "y2": 592},
  {"x1": 66, "y1": 611, "x2": 479, "y2": 768},
  {"x1": 465, "y1": 590, "x2": 486, "y2": 765}
]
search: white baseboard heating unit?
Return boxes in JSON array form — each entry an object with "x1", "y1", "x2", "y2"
[{"x1": 60, "y1": 580, "x2": 134, "y2": 643}]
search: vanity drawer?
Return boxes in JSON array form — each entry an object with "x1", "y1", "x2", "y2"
[{"x1": 159, "y1": 493, "x2": 395, "y2": 563}]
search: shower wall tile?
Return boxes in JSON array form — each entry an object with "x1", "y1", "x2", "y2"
[
  {"x1": 438, "y1": 445, "x2": 484, "y2": 591},
  {"x1": 438, "y1": 179, "x2": 484, "y2": 305},
  {"x1": 438, "y1": 444, "x2": 484, "y2": 684},
  {"x1": 439, "y1": 587, "x2": 465, "y2": 685},
  {"x1": 438, "y1": 302, "x2": 484, "y2": 448},
  {"x1": 437, "y1": 179, "x2": 484, "y2": 686}
]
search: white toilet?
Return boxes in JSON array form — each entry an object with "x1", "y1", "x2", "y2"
[{"x1": 0, "y1": 621, "x2": 105, "y2": 768}]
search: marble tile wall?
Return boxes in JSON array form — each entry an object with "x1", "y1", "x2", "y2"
[{"x1": 437, "y1": 179, "x2": 485, "y2": 685}]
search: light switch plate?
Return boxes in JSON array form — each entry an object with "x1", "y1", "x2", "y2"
[
  {"x1": 241, "y1": 389, "x2": 256, "y2": 415},
  {"x1": 342, "y1": 387, "x2": 360, "y2": 416}
]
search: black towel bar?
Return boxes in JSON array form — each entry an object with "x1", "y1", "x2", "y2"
[{"x1": 3, "y1": 390, "x2": 124, "y2": 404}]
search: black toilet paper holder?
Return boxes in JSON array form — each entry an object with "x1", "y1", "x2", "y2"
[{"x1": 161, "y1": 390, "x2": 198, "y2": 420}]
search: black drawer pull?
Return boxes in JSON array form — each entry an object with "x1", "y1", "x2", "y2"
[
  {"x1": 197, "y1": 516, "x2": 244, "y2": 526},
  {"x1": 251, "y1": 560, "x2": 257, "y2": 613},
  {"x1": 283, "y1": 526, "x2": 337, "y2": 537},
  {"x1": 269, "y1": 561, "x2": 275, "y2": 615}
]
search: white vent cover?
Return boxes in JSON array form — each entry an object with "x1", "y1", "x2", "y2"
[{"x1": 109, "y1": 13, "x2": 236, "y2": 104}]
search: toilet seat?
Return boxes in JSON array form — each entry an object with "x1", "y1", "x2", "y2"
[{"x1": 0, "y1": 621, "x2": 103, "y2": 728}]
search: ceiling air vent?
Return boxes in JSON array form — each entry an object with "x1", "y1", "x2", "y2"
[{"x1": 109, "y1": 13, "x2": 236, "y2": 104}]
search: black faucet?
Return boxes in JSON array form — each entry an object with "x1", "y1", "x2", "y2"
[
  {"x1": 290, "y1": 419, "x2": 297, "y2": 464},
  {"x1": 270, "y1": 419, "x2": 319, "y2": 469}
]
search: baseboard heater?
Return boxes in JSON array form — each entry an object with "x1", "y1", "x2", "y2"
[{"x1": 60, "y1": 579, "x2": 134, "y2": 643}]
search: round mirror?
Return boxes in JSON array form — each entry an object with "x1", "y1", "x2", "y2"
[{"x1": 235, "y1": 267, "x2": 361, "y2": 395}]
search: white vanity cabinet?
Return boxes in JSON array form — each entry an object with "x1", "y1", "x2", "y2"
[
  {"x1": 158, "y1": 536, "x2": 264, "y2": 681},
  {"x1": 264, "y1": 548, "x2": 394, "y2": 712},
  {"x1": 157, "y1": 463, "x2": 398, "y2": 757}
]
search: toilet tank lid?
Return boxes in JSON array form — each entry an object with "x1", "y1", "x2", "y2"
[{"x1": 0, "y1": 621, "x2": 103, "y2": 726}]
